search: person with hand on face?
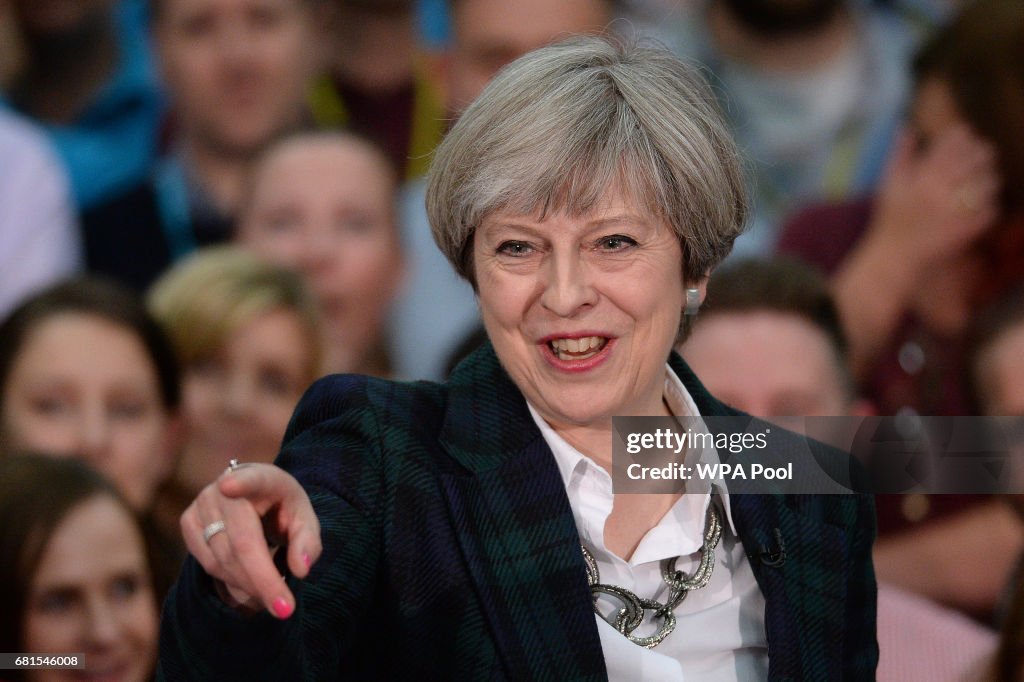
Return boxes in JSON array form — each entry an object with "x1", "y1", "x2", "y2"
[
  {"x1": 0, "y1": 455, "x2": 162, "y2": 682},
  {"x1": 159, "y1": 37, "x2": 877, "y2": 680},
  {"x1": 779, "y1": 0, "x2": 1023, "y2": 418},
  {"x1": 779, "y1": 0, "x2": 1024, "y2": 619},
  {"x1": 236, "y1": 132, "x2": 403, "y2": 376}
]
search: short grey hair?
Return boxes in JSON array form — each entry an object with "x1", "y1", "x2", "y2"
[{"x1": 426, "y1": 35, "x2": 748, "y2": 288}]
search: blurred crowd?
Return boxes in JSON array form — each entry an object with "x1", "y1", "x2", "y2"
[{"x1": 1, "y1": 0, "x2": 1023, "y2": 680}]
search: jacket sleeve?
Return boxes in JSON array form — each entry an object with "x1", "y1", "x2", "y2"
[{"x1": 157, "y1": 375, "x2": 386, "y2": 680}]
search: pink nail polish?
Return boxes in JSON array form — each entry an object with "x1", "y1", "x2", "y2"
[
  {"x1": 272, "y1": 598, "x2": 293, "y2": 619},
  {"x1": 302, "y1": 552, "x2": 311, "y2": 569}
]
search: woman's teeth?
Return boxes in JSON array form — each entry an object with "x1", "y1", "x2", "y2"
[{"x1": 549, "y1": 336, "x2": 608, "y2": 360}]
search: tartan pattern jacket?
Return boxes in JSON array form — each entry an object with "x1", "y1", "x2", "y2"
[{"x1": 159, "y1": 343, "x2": 878, "y2": 681}]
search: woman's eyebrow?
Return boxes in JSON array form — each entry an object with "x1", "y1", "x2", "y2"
[
  {"x1": 482, "y1": 214, "x2": 652, "y2": 235},
  {"x1": 478, "y1": 220, "x2": 547, "y2": 239},
  {"x1": 586, "y1": 214, "x2": 651, "y2": 229}
]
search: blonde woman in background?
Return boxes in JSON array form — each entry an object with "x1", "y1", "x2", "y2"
[{"x1": 149, "y1": 247, "x2": 324, "y2": 529}]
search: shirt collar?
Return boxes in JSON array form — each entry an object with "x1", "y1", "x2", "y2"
[{"x1": 528, "y1": 364, "x2": 739, "y2": 538}]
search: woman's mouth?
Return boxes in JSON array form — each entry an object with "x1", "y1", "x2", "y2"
[{"x1": 548, "y1": 335, "x2": 609, "y2": 361}]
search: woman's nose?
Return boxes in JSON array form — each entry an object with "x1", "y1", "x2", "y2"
[
  {"x1": 218, "y1": 23, "x2": 260, "y2": 65},
  {"x1": 83, "y1": 597, "x2": 121, "y2": 648},
  {"x1": 77, "y1": 408, "x2": 112, "y2": 462},
  {"x1": 298, "y1": 229, "x2": 338, "y2": 276},
  {"x1": 539, "y1": 252, "x2": 597, "y2": 317},
  {"x1": 220, "y1": 373, "x2": 255, "y2": 418}
]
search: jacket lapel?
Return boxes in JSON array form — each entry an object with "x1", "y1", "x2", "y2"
[
  {"x1": 438, "y1": 343, "x2": 606, "y2": 680},
  {"x1": 671, "y1": 353, "x2": 848, "y2": 681}
]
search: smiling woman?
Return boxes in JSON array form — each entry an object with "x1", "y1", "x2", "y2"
[
  {"x1": 159, "y1": 36, "x2": 877, "y2": 681},
  {"x1": 0, "y1": 278, "x2": 181, "y2": 512},
  {"x1": 0, "y1": 456, "x2": 160, "y2": 682},
  {"x1": 148, "y1": 247, "x2": 323, "y2": 500}
]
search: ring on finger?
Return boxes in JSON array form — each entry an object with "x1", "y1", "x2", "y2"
[
  {"x1": 226, "y1": 458, "x2": 253, "y2": 475},
  {"x1": 203, "y1": 520, "x2": 227, "y2": 543}
]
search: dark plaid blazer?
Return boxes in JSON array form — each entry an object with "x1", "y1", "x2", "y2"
[{"x1": 159, "y1": 343, "x2": 878, "y2": 681}]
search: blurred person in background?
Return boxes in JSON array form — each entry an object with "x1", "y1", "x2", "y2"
[
  {"x1": 308, "y1": 0, "x2": 446, "y2": 180},
  {"x1": 681, "y1": 258, "x2": 870, "y2": 420},
  {"x1": 236, "y1": 132, "x2": 403, "y2": 375},
  {"x1": 0, "y1": 277, "x2": 181, "y2": 513},
  {"x1": 779, "y1": 0, "x2": 1024, "y2": 562},
  {"x1": 0, "y1": 455, "x2": 161, "y2": 682},
  {"x1": 1, "y1": 0, "x2": 165, "y2": 209},
  {"x1": 780, "y1": 0, "x2": 1024, "y2": 419},
  {"x1": 626, "y1": 0, "x2": 916, "y2": 258},
  {"x1": 0, "y1": 107, "x2": 80, "y2": 319},
  {"x1": 148, "y1": 246, "x2": 323, "y2": 527},
  {"x1": 680, "y1": 258, "x2": 1001, "y2": 680},
  {"x1": 392, "y1": 0, "x2": 614, "y2": 380},
  {"x1": 81, "y1": 0, "x2": 319, "y2": 292}
]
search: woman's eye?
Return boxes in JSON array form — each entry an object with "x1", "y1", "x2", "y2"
[
  {"x1": 178, "y1": 12, "x2": 216, "y2": 39},
  {"x1": 336, "y1": 217, "x2": 374, "y2": 235},
  {"x1": 110, "y1": 575, "x2": 141, "y2": 601},
  {"x1": 36, "y1": 589, "x2": 76, "y2": 614},
  {"x1": 496, "y1": 241, "x2": 533, "y2": 257},
  {"x1": 597, "y1": 235, "x2": 637, "y2": 251},
  {"x1": 259, "y1": 370, "x2": 296, "y2": 398},
  {"x1": 111, "y1": 401, "x2": 148, "y2": 420},
  {"x1": 259, "y1": 212, "x2": 298, "y2": 234},
  {"x1": 30, "y1": 396, "x2": 68, "y2": 416}
]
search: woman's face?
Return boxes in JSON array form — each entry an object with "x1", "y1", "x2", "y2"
[
  {"x1": 23, "y1": 495, "x2": 158, "y2": 682},
  {"x1": 177, "y1": 307, "x2": 312, "y2": 494},
  {"x1": 238, "y1": 140, "x2": 403, "y2": 373},
  {"x1": 473, "y1": 189, "x2": 694, "y2": 431},
  {"x1": 1, "y1": 314, "x2": 175, "y2": 510}
]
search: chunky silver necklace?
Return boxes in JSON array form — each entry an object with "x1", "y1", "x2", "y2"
[{"x1": 581, "y1": 503, "x2": 722, "y2": 649}]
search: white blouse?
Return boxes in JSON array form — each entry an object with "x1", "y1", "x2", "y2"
[{"x1": 528, "y1": 367, "x2": 768, "y2": 681}]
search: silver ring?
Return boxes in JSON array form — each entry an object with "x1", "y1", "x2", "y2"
[
  {"x1": 226, "y1": 458, "x2": 255, "y2": 475},
  {"x1": 203, "y1": 520, "x2": 226, "y2": 543}
]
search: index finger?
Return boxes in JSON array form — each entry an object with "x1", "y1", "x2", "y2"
[{"x1": 218, "y1": 496, "x2": 297, "y2": 619}]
